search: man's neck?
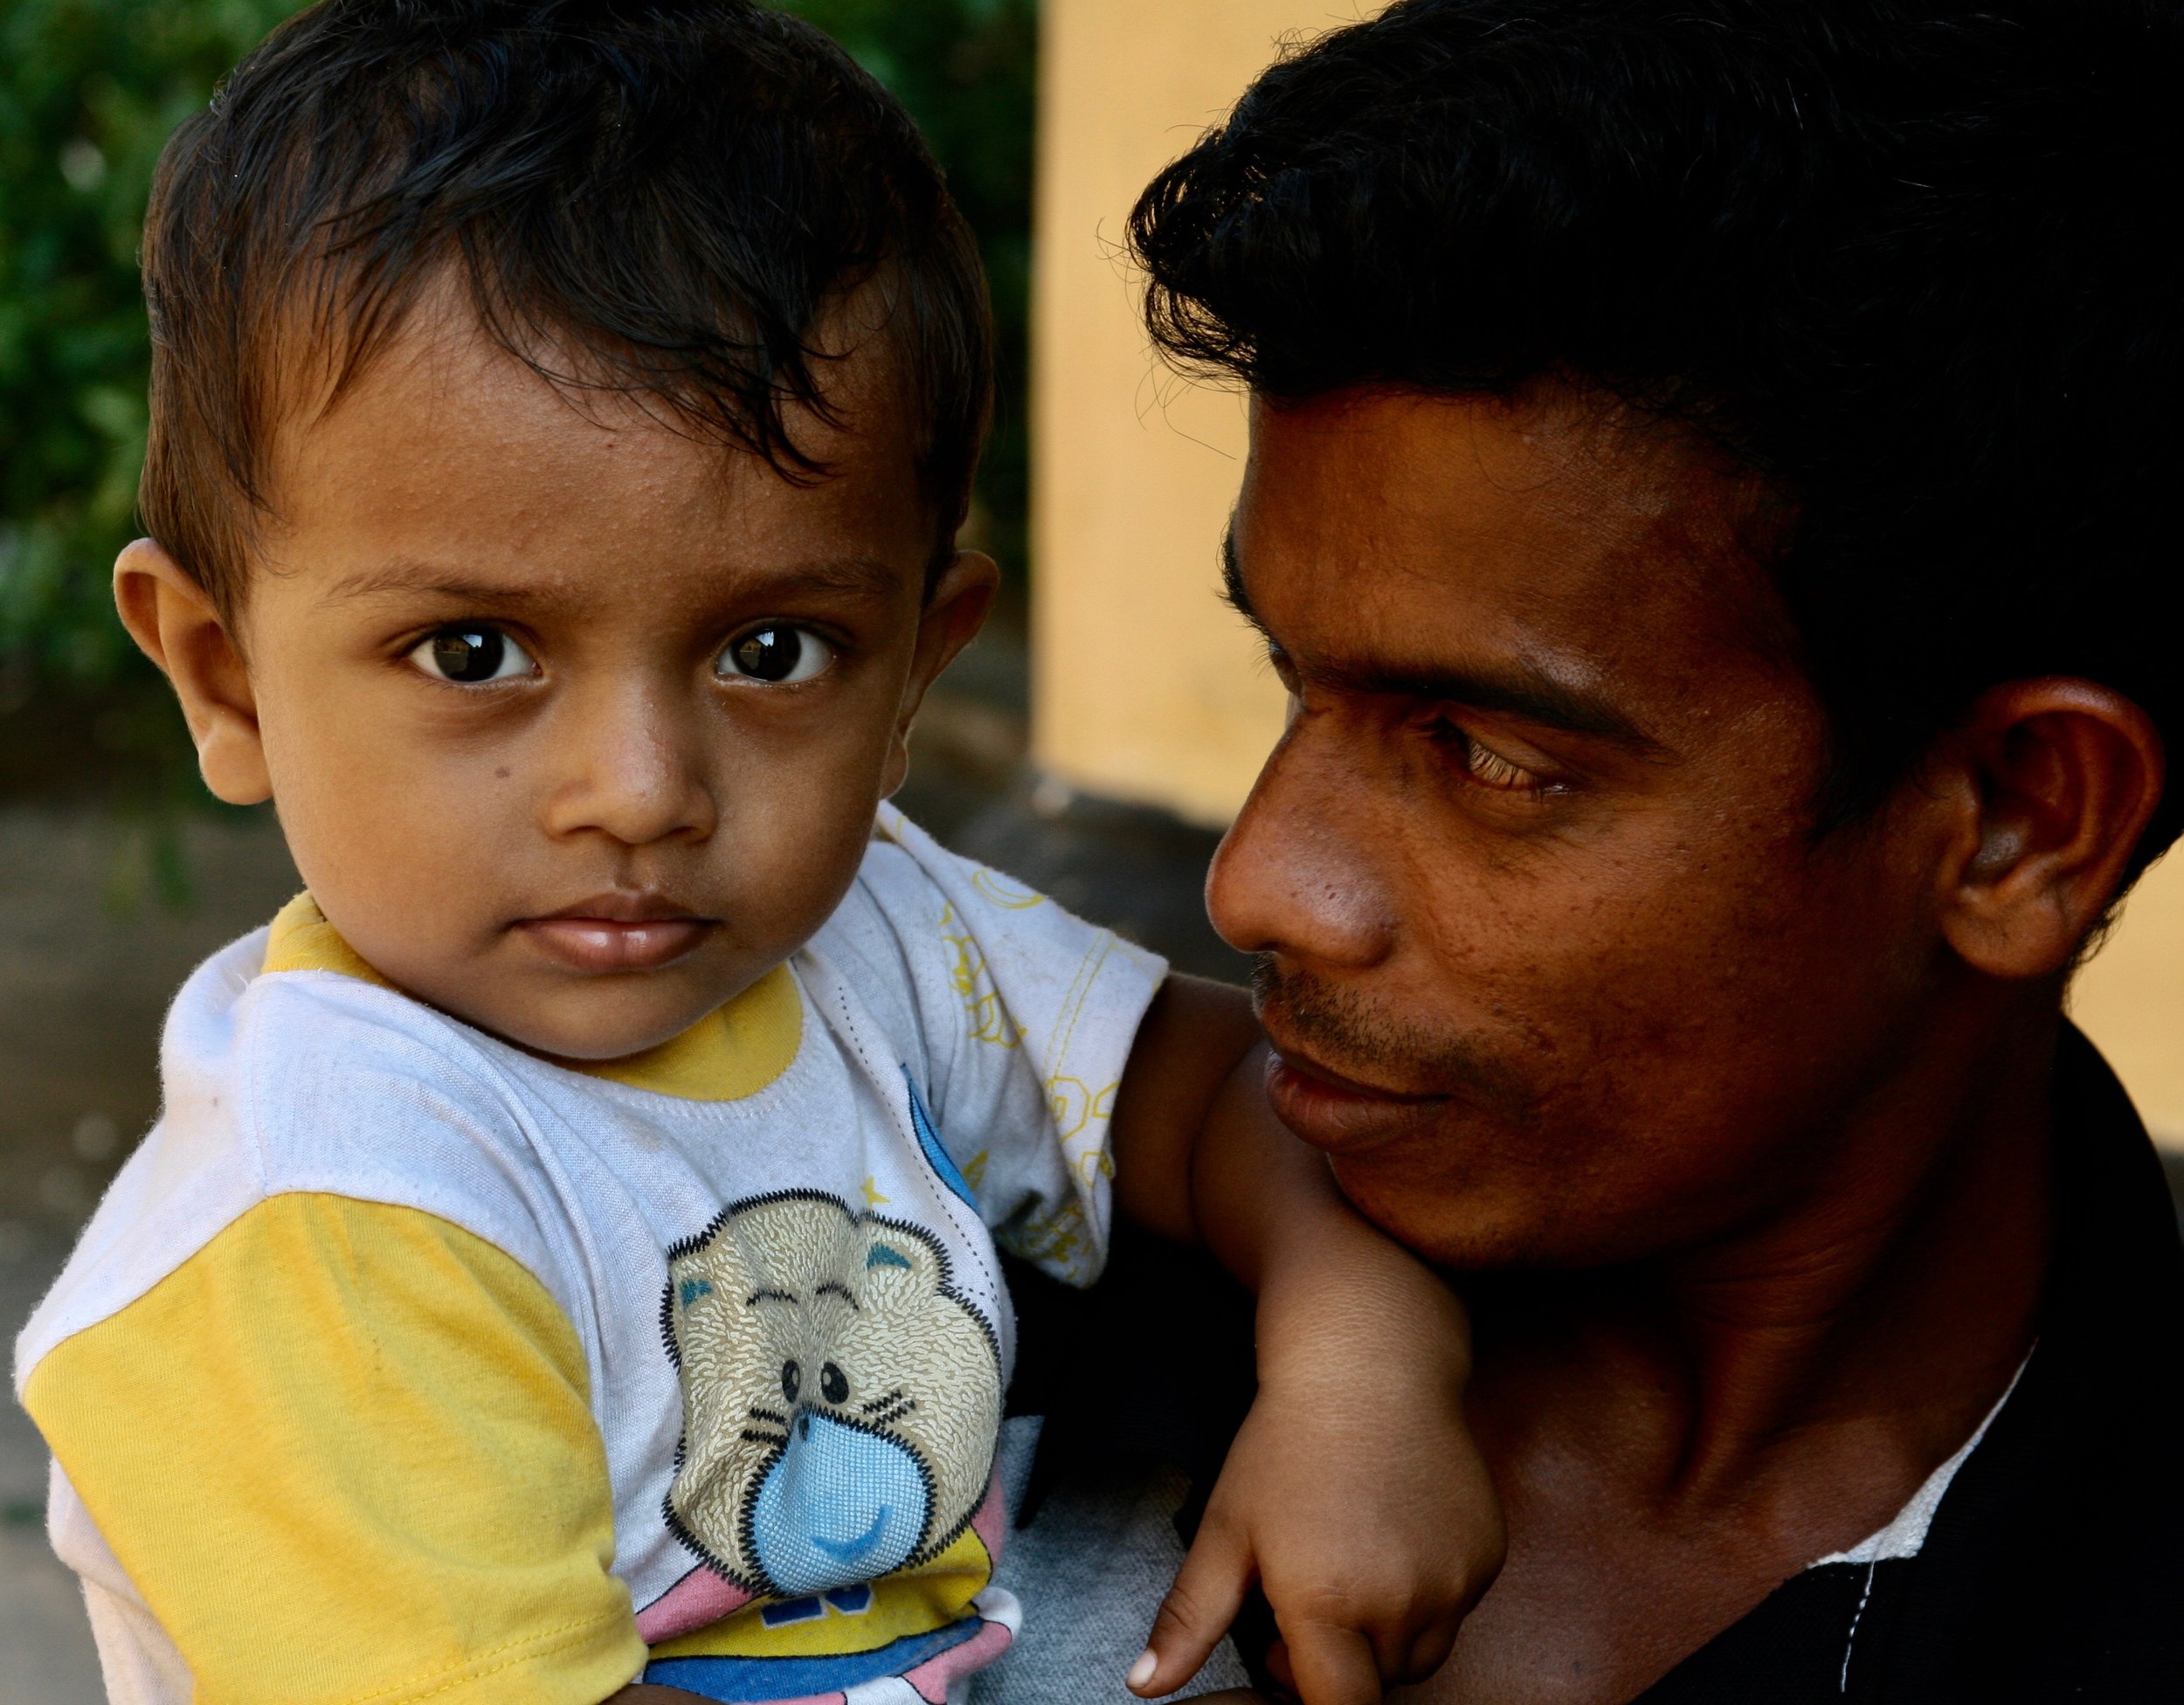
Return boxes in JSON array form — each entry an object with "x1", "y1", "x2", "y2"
[
  {"x1": 1646, "y1": 994, "x2": 2055, "y2": 1494},
  {"x1": 1434, "y1": 995, "x2": 2060, "y2": 1704}
]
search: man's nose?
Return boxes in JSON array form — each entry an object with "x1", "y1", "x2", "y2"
[
  {"x1": 1206, "y1": 713, "x2": 1398, "y2": 969},
  {"x1": 537, "y1": 677, "x2": 718, "y2": 848}
]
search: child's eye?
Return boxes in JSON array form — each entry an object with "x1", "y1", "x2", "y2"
[
  {"x1": 408, "y1": 625, "x2": 536, "y2": 685},
  {"x1": 715, "y1": 625, "x2": 834, "y2": 685}
]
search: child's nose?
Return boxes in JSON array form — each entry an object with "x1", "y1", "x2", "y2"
[{"x1": 538, "y1": 680, "x2": 718, "y2": 848}]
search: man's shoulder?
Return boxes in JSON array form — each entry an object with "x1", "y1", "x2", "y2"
[{"x1": 1644, "y1": 1032, "x2": 2184, "y2": 1702}]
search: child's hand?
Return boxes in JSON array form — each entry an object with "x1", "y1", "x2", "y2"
[
  {"x1": 1107, "y1": 1011, "x2": 1503, "y2": 1702},
  {"x1": 1126, "y1": 1312, "x2": 1503, "y2": 1702}
]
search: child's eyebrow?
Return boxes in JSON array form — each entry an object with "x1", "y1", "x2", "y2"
[{"x1": 324, "y1": 555, "x2": 909, "y2": 606}]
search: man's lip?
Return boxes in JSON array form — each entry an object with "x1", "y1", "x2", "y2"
[
  {"x1": 515, "y1": 894, "x2": 715, "y2": 972},
  {"x1": 1264, "y1": 1047, "x2": 1446, "y2": 1152},
  {"x1": 1268, "y1": 1046, "x2": 1439, "y2": 1104}
]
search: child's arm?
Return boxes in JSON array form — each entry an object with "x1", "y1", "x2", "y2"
[{"x1": 1106, "y1": 975, "x2": 1504, "y2": 1705}]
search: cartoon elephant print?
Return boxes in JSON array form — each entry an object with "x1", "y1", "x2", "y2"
[{"x1": 662, "y1": 1191, "x2": 1003, "y2": 1598}]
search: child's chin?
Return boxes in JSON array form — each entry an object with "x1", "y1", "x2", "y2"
[{"x1": 436, "y1": 977, "x2": 723, "y2": 1066}]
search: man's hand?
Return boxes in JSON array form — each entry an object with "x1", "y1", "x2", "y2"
[{"x1": 605, "y1": 1687, "x2": 713, "y2": 1703}]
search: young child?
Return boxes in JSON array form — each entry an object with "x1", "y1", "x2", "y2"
[{"x1": 13, "y1": 5, "x2": 1499, "y2": 1703}]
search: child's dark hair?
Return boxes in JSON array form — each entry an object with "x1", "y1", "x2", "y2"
[
  {"x1": 141, "y1": 0, "x2": 992, "y2": 611},
  {"x1": 1130, "y1": 0, "x2": 2184, "y2": 880}
]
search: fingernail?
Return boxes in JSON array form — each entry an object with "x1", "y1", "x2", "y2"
[{"x1": 1127, "y1": 1649, "x2": 1158, "y2": 1691}]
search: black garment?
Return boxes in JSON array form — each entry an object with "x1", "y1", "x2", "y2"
[{"x1": 1643, "y1": 1026, "x2": 2184, "y2": 1702}]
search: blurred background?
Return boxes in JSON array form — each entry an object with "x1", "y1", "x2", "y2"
[{"x1": 3, "y1": 0, "x2": 2179, "y2": 1695}]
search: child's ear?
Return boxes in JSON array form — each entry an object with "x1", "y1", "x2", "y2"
[
  {"x1": 114, "y1": 538, "x2": 273, "y2": 806},
  {"x1": 882, "y1": 549, "x2": 999, "y2": 800}
]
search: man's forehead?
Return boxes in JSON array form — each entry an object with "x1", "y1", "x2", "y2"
[
  {"x1": 1220, "y1": 527, "x2": 1662, "y2": 754},
  {"x1": 1233, "y1": 385, "x2": 1785, "y2": 688}
]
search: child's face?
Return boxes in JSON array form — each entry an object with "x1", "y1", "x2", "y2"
[{"x1": 120, "y1": 303, "x2": 994, "y2": 1061}]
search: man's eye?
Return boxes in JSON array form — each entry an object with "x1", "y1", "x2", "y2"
[
  {"x1": 1464, "y1": 740, "x2": 1538, "y2": 791},
  {"x1": 1426, "y1": 714, "x2": 1543, "y2": 793},
  {"x1": 409, "y1": 626, "x2": 536, "y2": 685},
  {"x1": 715, "y1": 625, "x2": 833, "y2": 685}
]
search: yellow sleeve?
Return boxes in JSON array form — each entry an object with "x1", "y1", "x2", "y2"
[{"x1": 22, "y1": 1193, "x2": 646, "y2": 1705}]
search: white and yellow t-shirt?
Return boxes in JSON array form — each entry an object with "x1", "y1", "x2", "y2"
[{"x1": 12, "y1": 811, "x2": 1165, "y2": 1705}]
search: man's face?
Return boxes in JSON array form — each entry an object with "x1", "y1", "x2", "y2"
[
  {"x1": 218, "y1": 304, "x2": 984, "y2": 1061},
  {"x1": 1213, "y1": 387, "x2": 1949, "y2": 1269}
]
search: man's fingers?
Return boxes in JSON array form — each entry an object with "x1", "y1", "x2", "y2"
[
  {"x1": 1282, "y1": 1622, "x2": 1383, "y2": 1705},
  {"x1": 1131, "y1": 1522, "x2": 1254, "y2": 1696}
]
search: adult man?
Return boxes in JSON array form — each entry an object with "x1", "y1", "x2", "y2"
[{"x1": 1108, "y1": 0, "x2": 2184, "y2": 1698}]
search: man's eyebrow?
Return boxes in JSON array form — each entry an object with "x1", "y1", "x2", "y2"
[
  {"x1": 1332, "y1": 656, "x2": 1660, "y2": 750},
  {"x1": 1220, "y1": 528, "x2": 1660, "y2": 753},
  {"x1": 325, "y1": 555, "x2": 907, "y2": 604}
]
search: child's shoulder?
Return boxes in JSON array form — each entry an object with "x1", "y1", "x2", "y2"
[
  {"x1": 811, "y1": 812, "x2": 1164, "y2": 1113},
  {"x1": 812, "y1": 810, "x2": 1087, "y2": 1035},
  {"x1": 825, "y1": 807, "x2": 1154, "y2": 976},
  {"x1": 12, "y1": 914, "x2": 552, "y2": 1392},
  {"x1": 212, "y1": 898, "x2": 539, "y2": 1150}
]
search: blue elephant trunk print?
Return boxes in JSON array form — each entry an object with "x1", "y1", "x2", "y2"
[{"x1": 752, "y1": 1410, "x2": 931, "y2": 1592}]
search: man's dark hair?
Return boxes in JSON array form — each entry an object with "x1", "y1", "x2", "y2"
[
  {"x1": 141, "y1": 0, "x2": 992, "y2": 611},
  {"x1": 1130, "y1": 0, "x2": 2184, "y2": 879}
]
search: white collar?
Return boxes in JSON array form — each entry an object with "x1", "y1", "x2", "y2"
[{"x1": 1811, "y1": 1353, "x2": 2031, "y2": 1568}]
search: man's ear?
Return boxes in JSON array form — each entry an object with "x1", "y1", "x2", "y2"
[
  {"x1": 113, "y1": 538, "x2": 273, "y2": 806},
  {"x1": 881, "y1": 549, "x2": 999, "y2": 800},
  {"x1": 1932, "y1": 678, "x2": 2165, "y2": 978}
]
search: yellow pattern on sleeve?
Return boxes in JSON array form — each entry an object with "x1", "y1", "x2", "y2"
[
  {"x1": 22, "y1": 1195, "x2": 645, "y2": 1705},
  {"x1": 938, "y1": 903, "x2": 1022, "y2": 1049}
]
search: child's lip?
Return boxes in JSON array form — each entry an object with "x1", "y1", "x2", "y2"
[
  {"x1": 535, "y1": 890, "x2": 705, "y2": 924},
  {"x1": 518, "y1": 894, "x2": 715, "y2": 971}
]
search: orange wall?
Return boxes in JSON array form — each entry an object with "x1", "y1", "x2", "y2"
[{"x1": 1028, "y1": 0, "x2": 1334, "y2": 825}]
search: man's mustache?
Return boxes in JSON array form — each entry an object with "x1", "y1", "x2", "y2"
[{"x1": 1251, "y1": 954, "x2": 1538, "y2": 1121}]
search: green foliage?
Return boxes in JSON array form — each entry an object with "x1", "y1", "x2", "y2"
[
  {"x1": 781, "y1": 0, "x2": 1037, "y2": 576},
  {"x1": 0, "y1": 0, "x2": 1037, "y2": 701},
  {"x1": 0, "y1": 0, "x2": 308, "y2": 688}
]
